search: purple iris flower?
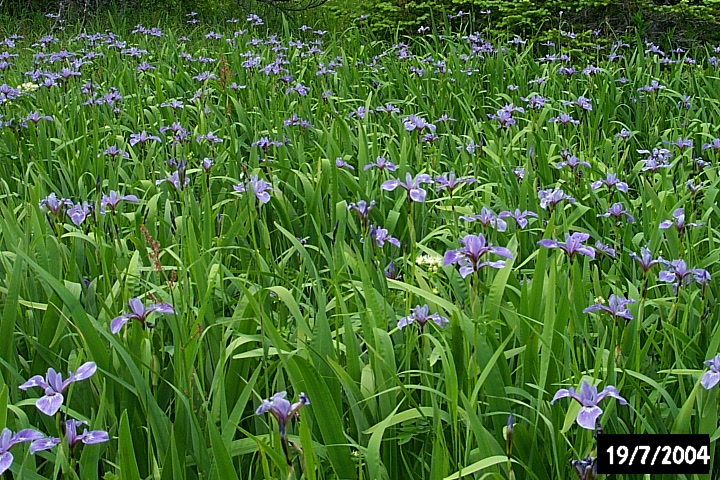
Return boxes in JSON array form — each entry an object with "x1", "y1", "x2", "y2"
[
  {"x1": 364, "y1": 156, "x2": 397, "y2": 172},
  {"x1": 196, "y1": 131, "x2": 223, "y2": 144},
  {"x1": 285, "y1": 83, "x2": 309, "y2": 96},
  {"x1": 234, "y1": 175, "x2": 274, "y2": 204},
  {"x1": 686, "y1": 180, "x2": 702, "y2": 196},
  {"x1": 641, "y1": 158, "x2": 672, "y2": 172},
  {"x1": 129, "y1": 131, "x2": 161, "y2": 146},
  {"x1": 629, "y1": 247, "x2": 662, "y2": 273},
  {"x1": 0, "y1": 429, "x2": 45, "y2": 475},
  {"x1": 421, "y1": 133, "x2": 438, "y2": 143},
  {"x1": 0, "y1": 85, "x2": 21, "y2": 103},
  {"x1": 702, "y1": 138, "x2": 720, "y2": 150},
  {"x1": 65, "y1": 63, "x2": 84, "y2": 74},
  {"x1": 538, "y1": 232, "x2": 596, "y2": 260},
  {"x1": 251, "y1": 137, "x2": 285, "y2": 151},
  {"x1": 19, "y1": 362, "x2": 97, "y2": 416},
  {"x1": 381, "y1": 173, "x2": 433, "y2": 202},
  {"x1": 444, "y1": 233, "x2": 513, "y2": 278},
  {"x1": 664, "y1": 137, "x2": 693, "y2": 150},
  {"x1": 22, "y1": 111, "x2": 54, "y2": 125},
  {"x1": 39, "y1": 193, "x2": 71, "y2": 216},
  {"x1": 67, "y1": 201, "x2": 93, "y2": 226},
  {"x1": 100, "y1": 191, "x2": 138, "y2": 214},
  {"x1": 637, "y1": 80, "x2": 666, "y2": 93},
  {"x1": 111, "y1": 298, "x2": 174, "y2": 334},
  {"x1": 246, "y1": 13, "x2": 263, "y2": 26},
  {"x1": 537, "y1": 187, "x2": 575, "y2": 210},
  {"x1": 384, "y1": 261, "x2": 402, "y2": 280},
  {"x1": 566, "y1": 96, "x2": 593, "y2": 110},
  {"x1": 556, "y1": 155, "x2": 590, "y2": 171},
  {"x1": 677, "y1": 96, "x2": 692, "y2": 109},
  {"x1": 201, "y1": 157, "x2": 214, "y2": 173},
  {"x1": 583, "y1": 294, "x2": 636, "y2": 321},
  {"x1": 160, "y1": 99, "x2": 184, "y2": 111},
  {"x1": 367, "y1": 226, "x2": 400, "y2": 248},
  {"x1": 572, "y1": 457, "x2": 598, "y2": 480},
  {"x1": 284, "y1": 114, "x2": 313, "y2": 128},
  {"x1": 659, "y1": 208, "x2": 703, "y2": 235},
  {"x1": 460, "y1": 140, "x2": 481, "y2": 154},
  {"x1": 638, "y1": 147, "x2": 672, "y2": 162},
  {"x1": 397, "y1": 304, "x2": 449, "y2": 329},
  {"x1": 101, "y1": 145, "x2": 130, "y2": 158},
  {"x1": 435, "y1": 172, "x2": 476, "y2": 194},
  {"x1": 638, "y1": 148, "x2": 673, "y2": 173},
  {"x1": 335, "y1": 158, "x2": 354, "y2": 170},
  {"x1": 435, "y1": 113, "x2": 456, "y2": 123},
  {"x1": 695, "y1": 157, "x2": 712, "y2": 169},
  {"x1": 701, "y1": 356, "x2": 720, "y2": 390},
  {"x1": 256, "y1": 391, "x2": 309, "y2": 435},
  {"x1": 30, "y1": 419, "x2": 109, "y2": 455},
  {"x1": 616, "y1": 128, "x2": 632, "y2": 140},
  {"x1": 403, "y1": 115, "x2": 436, "y2": 134},
  {"x1": 521, "y1": 93, "x2": 548, "y2": 110},
  {"x1": 591, "y1": 173, "x2": 628, "y2": 193},
  {"x1": 598, "y1": 202, "x2": 634, "y2": 223},
  {"x1": 548, "y1": 113, "x2": 580, "y2": 125},
  {"x1": 378, "y1": 103, "x2": 400, "y2": 114},
  {"x1": 156, "y1": 171, "x2": 190, "y2": 191},
  {"x1": 498, "y1": 209, "x2": 538, "y2": 229},
  {"x1": 348, "y1": 200, "x2": 375, "y2": 225},
  {"x1": 658, "y1": 260, "x2": 710, "y2": 295},
  {"x1": 460, "y1": 207, "x2": 508, "y2": 232},
  {"x1": 348, "y1": 106, "x2": 373, "y2": 119},
  {"x1": 137, "y1": 62, "x2": 155, "y2": 72},
  {"x1": 551, "y1": 379, "x2": 627, "y2": 429},
  {"x1": 595, "y1": 241, "x2": 616, "y2": 258},
  {"x1": 488, "y1": 104, "x2": 524, "y2": 128},
  {"x1": 694, "y1": 269, "x2": 712, "y2": 291},
  {"x1": 192, "y1": 71, "x2": 217, "y2": 83}
]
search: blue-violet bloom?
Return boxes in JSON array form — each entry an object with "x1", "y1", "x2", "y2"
[
  {"x1": 444, "y1": 233, "x2": 513, "y2": 278},
  {"x1": 701, "y1": 356, "x2": 720, "y2": 390},
  {"x1": 234, "y1": 175, "x2": 274, "y2": 204},
  {"x1": 381, "y1": 173, "x2": 433, "y2": 202},
  {"x1": 0, "y1": 429, "x2": 45, "y2": 475},
  {"x1": 256, "y1": 391, "x2": 309, "y2": 435},
  {"x1": 583, "y1": 294, "x2": 636, "y2": 321},
  {"x1": 435, "y1": 172, "x2": 476, "y2": 194},
  {"x1": 538, "y1": 232, "x2": 595, "y2": 260},
  {"x1": 30, "y1": 419, "x2": 108, "y2": 454},
  {"x1": 111, "y1": 297, "x2": 174, "y2": 334},
  {"x1": 659, "y1": 208, "x2": 703, "y2": 234},
  {"x1": 19, "y1": 362, "x2": 97, "y2": 416},
  {"x1": 498, "y1": 209, "x2": 538, "y2": 229},
  {"x1": 591, "y1": 173, "x2": 628, "y2": 193},
  {"x1": 397, "y1": 304, "x2": 449, "y2": 329},
  {"x1": 551, "y1": 379, "x2": 627, "y2": 429}
]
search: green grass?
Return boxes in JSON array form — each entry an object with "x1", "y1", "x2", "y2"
[{"x1": 0, "y1": 10, "x2": 718, "y2": 480}]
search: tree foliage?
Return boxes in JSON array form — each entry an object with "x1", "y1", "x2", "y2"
[{"x1": 340, "y1": 0, "x2": 720, "y2": 41}]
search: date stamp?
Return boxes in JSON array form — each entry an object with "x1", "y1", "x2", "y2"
[{"x1": 597, "y1": 434, "x2": 710, "y2": 474}]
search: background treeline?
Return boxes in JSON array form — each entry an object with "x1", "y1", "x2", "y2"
[
  {"x1": 341, "y1": 0, "x2": 720, "y2": 42},
  {"x1": 3, "y1": 0, "x2": 720, "y2": 45}
]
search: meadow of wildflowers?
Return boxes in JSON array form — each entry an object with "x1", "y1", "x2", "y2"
[{"x1": 0, "y1": 9, "x2": 718, "y2": 480}]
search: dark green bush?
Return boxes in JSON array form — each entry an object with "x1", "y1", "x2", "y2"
[
  {"x1": 0, "y1": 0, "x2": 235, "y2": 18},
  {"x1": 335, "y1": 0, "x2": 720, "y2": 42}
]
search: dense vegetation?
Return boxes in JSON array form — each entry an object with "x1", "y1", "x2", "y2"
[
  {"x1": 5, "y1": 0, "x2": 720, "y2": 41},
  {"x1": 0, "y1": 8, "x2": 718, "y2": 480}
]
